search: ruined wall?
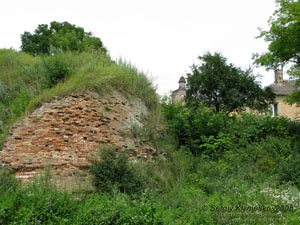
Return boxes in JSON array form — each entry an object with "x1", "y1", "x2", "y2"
[{"x1": 0, "y1": 91, "x2": 157, "y2": 190}]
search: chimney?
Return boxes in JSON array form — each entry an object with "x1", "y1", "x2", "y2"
[{"x1": 274, "y1": 68, "x2": 283, "y2": 83}]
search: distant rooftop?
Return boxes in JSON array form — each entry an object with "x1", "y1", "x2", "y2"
[
  {"x1": 178, "y1": 76, "x2": 186, "y2": 83},
  {"x1": 269, "y1": 80, "x2": 298, "y2": 96}
]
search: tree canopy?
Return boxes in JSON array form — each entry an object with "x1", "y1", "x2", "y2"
[
  {"x1": 186, "y1": 52, "x2": 274, "y2": 114},
  {"x1": 21, "y1": 21, "x2": 107, "y2": 55},
  {"x1": 254, "y1": 0, "x2": 300, "y2": 103},
  {"x1": 254, "y1": 0, "x2": 300, "y2": 70}
]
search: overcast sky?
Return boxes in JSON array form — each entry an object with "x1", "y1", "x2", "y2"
[{"x1": 0, "y1": 0, "x2": 277, "y2": 95}]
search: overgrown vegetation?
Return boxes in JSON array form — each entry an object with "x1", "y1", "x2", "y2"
[
  {"x1": 162, "y1": 101, "x2": 300, "y2": 158},
  {"x1": 186, "y1": 52, "x2": 275, "y2": 114},
  {"x1": 1, "y1": 46, "x2": 300, "y2": 223},
  {"x1": 89, "y1": 147, "x2": 144, "y2": 195},
  {"x1": 1, "y1": 133, "x2": 300, "y2": 224},
  {"x1": 0, "y1": 48, "x2": 158, "y2": 148},
  {"x1": 1, "y1": 16, "x2": 300, "y2": 223}
]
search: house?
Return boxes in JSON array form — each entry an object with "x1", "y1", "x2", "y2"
[
  {"x1": 172, "y1": 76, "x2": 186, "y2": 103},
  {"x1": 269, "y1": 69, "x2": 300, "y2": 119},
  {"x1": 171, "y1": 72, "x2": 300, "y2": 119}
]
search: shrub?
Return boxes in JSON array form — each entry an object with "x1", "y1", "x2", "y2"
[
  {"x1": 72, "y1": 193, "x2": 163, "y2": 225},
  {"x1": 89, "y1": 147, "x2": 143, "y2": 195},
  {"x1": 162, "y1": 97, "x2": 300, "y2": 159},
  {"x1": 136, "y1": 149, "x2": 197, "y2": 193},
  {"x1": 227, "y1": 114, "x2": 300, "y2": 146},
  {"x1": 161, "y1": 102, "x2": 230, "y2": 157},
  {"x1": 11, "y1": 186, "x2": 75, "y2": 225},
  {"x1": 0, "y1": 167, "x2": 18, "y2": 194},
  {"x1": 223, "y1": 136, "x2": 299, "y2": 185},
  {"x1": 277, "y1": 151, "x2": 300, "y2": 186},
  {"x1": 43, "y1": 53, "x2": 72, "y2": 87},
  {"x1": 0, "y1": 169, "x2": 77, "y2": 225}
]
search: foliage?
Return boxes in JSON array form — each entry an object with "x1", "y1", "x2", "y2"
[
  {"x1": 0, "y1": 49, "x2": 44, "y2": 147},
  {"x1": 0, "y1": 169, "x2": 76, "y2": 225},
  {"x1": 108, "y1": 58, "x2": 159, "y2": 111},
  {"x1": 225, "y1": 137, "x2": 294, "y2": 179},
  {"x1": 161, "y1": 102, "x2": 231, "y2": 157},
  {"x1": 137, "y1": 149, "x2": 197, "y2": 193},
  {"x1": 71, "y1": 193, "x2": 158, "y2": 225},
  {"x1": 0, "y1": 142, "x2": 300, "y2": 224},
  {"x1": 161, "y1": 98, "x2": 300, "y2": 158},
  {"x1": 0, "y1": 167, "x2": 18, "y2": 193},
  {"x1": 225, "y1": 113, "x2": 300, "y2": 148},
  {"x1": 1, "y1": 20, "x2": 300, "y2": 224},
  {"x1": 0, "y1": 49, "x2": 158, "y2": 149},
  {"x1": 42, "y1": 50, "x2": 72, "y2": 87},
  {"x1": 254, "y1": 0, "x2": 300, "y2": 103},
  {"x1": 254, "y1": 0, "x2": 300, "y2": 69},
  {"x1": 186, "y1": 52, "x2": 274, "y2": 113},
  {"x1": 277, "y1": 150, "x2": 300, "y2": 186},
  {"x1": 21, "y1": 21, "x2": 107, "y2": 55},
  {"x1": 89, "y1": 147, "x2": 144, "y2": 195}
]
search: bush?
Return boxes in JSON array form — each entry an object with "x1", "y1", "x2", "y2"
[
  {"x1": 12, "y1": 185, "x2": 75, "y2": 225},
  {"x1": 226, "y1": 114, "x2": 300, "y2": 146},
  {"x1": 136, "y1": 149, "x2": 197, "y2": 193},
  {"x1": 89, "y1": 147, "x2": 144, "y2": 195},
  {"x1": 72, "y1": 193, "x2": 163, "y2": 225},
  {"x1": 0, "y1": 167, "x2": 18, "y2": 193},
  {"x1": 0, "y1": 169, "x2": 77, "y2": 225},
  {"x1": 161, "y1": 102, "x2": 229, "y2": 156},
  {"x1": 277, "y1": 151, "x2": 300, "y2": 186},
  {"x1": 162, "y1": 98, "x2": 300, "y2": 159},
  {"x1": 223, "y1": 136, "x2": 300, "y2": 185},
  {"x1": 43, "y1": 52, "x2": 72, "y2": 87}
]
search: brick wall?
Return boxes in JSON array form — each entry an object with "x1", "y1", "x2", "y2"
[
  {"x1": 0, "y1": 91, "x2": 157, "y2": 190},
  {"x1": 276, "y1": 96, "x2": 300, "y2": 119}
]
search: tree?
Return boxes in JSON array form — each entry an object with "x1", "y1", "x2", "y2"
[
  {"x1": 253, "y1": 0, "x2": 300, "y2": 103},
  {"x1": 186, "y1": 52, "x2": 274, "y2": 114},
  {"x1": 21, "y1": 21, "x2": 107, "y2": 55},
  {"x1": 254, "y1": 0, "x2": 300, "y2": 69}
]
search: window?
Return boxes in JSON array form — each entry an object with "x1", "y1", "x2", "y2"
[{"x1": 269, "y1": 103, "x2": 278, "y2": 117}]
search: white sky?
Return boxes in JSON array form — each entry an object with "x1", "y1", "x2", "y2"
[{"x1": 0, "y1": 0, "x2": 278, "y2": 95}]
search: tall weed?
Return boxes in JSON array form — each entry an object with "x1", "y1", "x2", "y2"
[{"x1": 89, "y1": 147, "x2": 144, "y2": 195}]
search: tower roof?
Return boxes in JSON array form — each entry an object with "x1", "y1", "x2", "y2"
[{"x1": 179, "y1": 76, "x2": 186, "y2": 83}]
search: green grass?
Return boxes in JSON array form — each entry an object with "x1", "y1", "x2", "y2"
[
  {"x1": 1, "y1": 48, "x2": 300, "y2": 224},
  {"x1": 1, "y1": 145, "x2": 299, "y2": 224},
  {"x1": 26, "y1": 52, "x2": 158, "y2": 111},
  {"x1": 0, "y1": 49, "x2": 159, "y2": 149}
]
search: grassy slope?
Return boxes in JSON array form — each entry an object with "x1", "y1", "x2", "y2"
[{"x1": 0, "y1": 49, "x2": 159, "y2": 148}]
